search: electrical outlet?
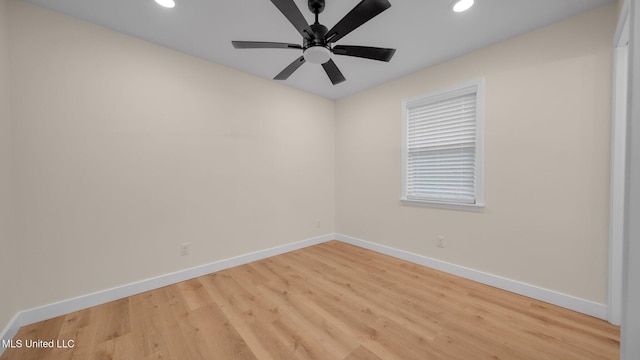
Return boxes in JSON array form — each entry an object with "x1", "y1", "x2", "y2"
[
  {"x1": 180, "y1": 243, "x2": 190, "y2": 256},
  {"x1": 436, "y1": 236, "x2": 445, "y2": 248},
  {"x1": 316, "y1": 219, "x2": 321, "y2": 229}
]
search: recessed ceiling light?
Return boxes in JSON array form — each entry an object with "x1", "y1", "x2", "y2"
[
  {"x1": 452, "y1": 0, "x2": 474, "y2": 13},
  {"x1": 154, "y1": 0, "x2": 175, "y2": 8}
]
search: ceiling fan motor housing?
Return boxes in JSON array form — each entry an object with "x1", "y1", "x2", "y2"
[{"x1": 306, "y1": 23, "x2": 329, "y2": 46}]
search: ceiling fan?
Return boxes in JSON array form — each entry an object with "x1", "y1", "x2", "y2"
[{"x1": 232, "y1": 0, "x2": 396, "y2": 85}]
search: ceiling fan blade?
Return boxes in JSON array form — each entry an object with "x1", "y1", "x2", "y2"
[
  {"x1": 270, "y1": 0, "x2": 314, "y2": 40},
  {"x1": 325, "y1": 0, "x2": 391, "y2": 44},
  {"x1": 322, "y1": 59, "x2": 346, "y2": 85},
  {"x1": 232, "y1": 41, "x2": 302, "y2": 50},
  {"x1": 332, "y1": 45, "x2": 396, "y2": 62},
  {"x1": 274, "y1": 56, "x2": 306, "y2": 80}
]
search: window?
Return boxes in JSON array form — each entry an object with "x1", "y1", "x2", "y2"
[{"x1": 402, "y1": 79, "x2": 484, "y2": 211}]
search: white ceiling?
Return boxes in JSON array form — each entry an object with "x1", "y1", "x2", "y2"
[{"x1": 24, "y1": 0, "x2": 614, "y2": 100}]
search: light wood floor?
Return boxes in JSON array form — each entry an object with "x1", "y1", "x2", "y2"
[{"x1": 1, "y1": 241, "x2": 620, "y2": 360}]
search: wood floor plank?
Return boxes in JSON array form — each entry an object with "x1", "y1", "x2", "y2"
[
  {"x1": 1, "y1": 240, "x2": 620, "y2": 360},
  {"x1": 344, "y1": 345, "x2": 384, "y2": 360},
  {"x1": 199, "y1": 270, "x2": 297, "y2": 360},
  {"x1": 257, "y1": 281, "x2": 360, "y2": 358},
  {"x1": 179, "y1": 303, "x2": 257, "y2": 360},
  {"x1": 93, "y1": 298, "x2": 130, "y2": 344},
  {"x1": 284, "y1": 247, "x2": 443, "y2": 339},
  {"x1": 123, "y1": 293, "x2": 158, "y2": 360},
  {"x1": 176, "y1": 278, "x2": 213, "y2": 312}
]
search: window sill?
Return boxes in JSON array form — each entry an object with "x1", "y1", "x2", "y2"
[{"x1": 400, "y1": 198, "x2": 485, "y2": 212}]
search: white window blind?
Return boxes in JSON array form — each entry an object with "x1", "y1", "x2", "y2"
[{"x1": 402, "y1": 81, "x2": 484, "y2": 209}]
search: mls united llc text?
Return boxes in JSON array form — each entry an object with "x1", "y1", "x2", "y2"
[{"x1": 2, "y1": 339, "x2": 75, "y2": 349}]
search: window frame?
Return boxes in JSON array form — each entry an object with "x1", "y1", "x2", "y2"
[{"x1": 401, "y1": 79, "x2": 485, "y2": 212}]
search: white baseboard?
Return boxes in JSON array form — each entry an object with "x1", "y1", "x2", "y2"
[
  {"x1": 334, "y1": 233, "x2": 608, "y2": 320},
  {"x1": 0, "y1": 233, "x2": 334, "y2": 353},
  {"x1": 1, "y1": 232, "x2": 609, "y2": 356}
]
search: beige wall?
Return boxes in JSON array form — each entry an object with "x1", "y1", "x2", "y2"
[
  {"x1": 8, "y1": 0, "x2": 335, "y2": 310},
  {"x1": 335, "y1": 4, "x2": 617, "y2": 304},
  {"x1": 0, "y1": 0, "x2": 18, "y2": 333}
]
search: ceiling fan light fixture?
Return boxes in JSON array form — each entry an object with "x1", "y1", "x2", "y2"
[
  {"x1": 303, "y1": 46, "x2": 331, "y2": 65},
  {"x1": 452, "y1": 0, "x2": 474, "y2": 13},
  {"x1": 154, "y1": 0, "x2": 175, "y2": 9}
]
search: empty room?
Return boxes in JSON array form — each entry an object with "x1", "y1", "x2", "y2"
[{"x1": 1, "y1": 0, "x2": 639, "y2": 359}]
